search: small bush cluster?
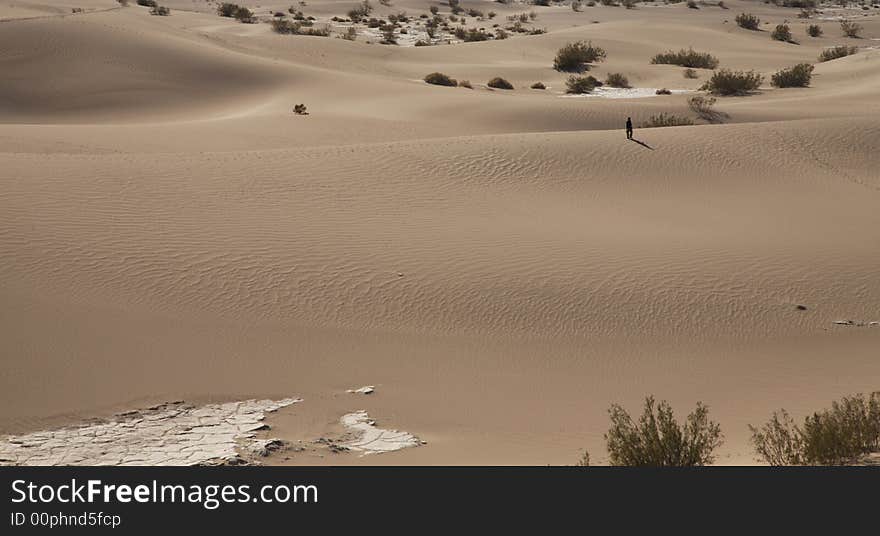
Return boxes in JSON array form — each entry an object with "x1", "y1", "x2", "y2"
[
  {"x1": 565, "y1": 74, "x2": 602, "y2": 94},
  {"x1": 771, "y1": 63, "x2": 814, "y2": 87},
  {"x1": 735, "y1": 12, "x2": 760, "y2": 30},
  {"x1": 217, "y1": 3, "x2": 254, "y2": 22},
  {"x1": 271, "y1": 19, "x2": 329, "y2": 36},
  {"x1": 683, "y1": 68, "x2": 699, "y2": 79},
  {"x1": 454, "y1": 27, "x2": 491, "y2": 41},
  {"x1": 771, "y1": 23, "x2": 795, "y2": 43},
  {"x1": 688, "y1": 94, "x2": 727, "y2": 122},
  {"x1": 642, "y1": 112, "x2": 693, "y2": 127},
  {"x1": 603, "y1": 397, "x2": 722, "y2": 466},
  {"x1": 137, "y1": 0, "x2": 156, "y2": 6},
  {"x1": 604, "y1": 72, "x2": 630, "y2": 88},
  {"x1": 807, "y1": 24, "x2": 822, "y2": 37},
  {"x1": 424, "y1": 72, "x2": 457, "y2": 86},
  {"x1": 818, "y1": 45, "x2": 856, "y2": 62},
  {"x1": 293, "y1": 104, "x2": 308, "y2": 115},
  {"x1": 655, "y1": 88, "x2": 672, "y2": 95},
  {"x1": 347, "y1": 0, "x2": 373, "y2": 22},
  {"x1": 750, "y1": 392, "x2": 880, "y2": 465},
  {"x1": 700, "y1": 69, "x2": 763, "y2": 95},
  {"x1": 487, "y1": 77, "x2": 514, "y2": 89},
  {"x1": 554, "y1": 41, "x2": 607, "y2": 72},
  {"x1": 651, "y1": 48, "x2": 719, "y2": 69}
]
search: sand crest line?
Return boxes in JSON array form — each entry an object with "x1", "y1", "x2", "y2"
[{"x1": 0, "y1": 398, "x2": 301, "y2": 466}]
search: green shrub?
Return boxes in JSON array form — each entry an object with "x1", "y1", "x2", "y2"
[
  {"x1": 807, "y1": 24, "x2": 822, "y2": 37},
  {"x1": 642, "y1": 112, "x2": 693, "y2": 127},
  {"x1": 554, "y1": 41, "x2": 607, "y2": 72},
  {"x1": 604, "y1": 397, "x2": 723, "y2": 466},
  {"x1": 651, "y1": 48, "x2": 719, "y2": 69},
  {"x1": 771, "y1": 23, "x2": 794, "y2": 42},
  {"x1": 840, "y1": 19, "x2": 862, "y2": 38},
  {"x1": 700, "y1": 68, "x2": 763, "y2": 95},
  {"x1": 735, "y1": 12, "x2": 760, "y2": 30},
  {"x1": 750, "y1": 392, "x2": 880, "y2": 465},
  {"x1": 818, "y1": 45, "x2": 857, "y2": 61},
  {"x1": 488, "y1": 77, "x2": 514, "y2": 89},
  {"x1": 424, "y1": 72, "x2": 457, "y2": 86},
  {"x1": 530, "y1": 82, "x2": 546, "y2": 89},
  {"x1": 604, "y1": 72, "x2": 631, "y2": 88},
  {"x1": 771, "y1": 63, "x2": 814, "y2": 87},
  {"x1": 565, "y1": 74, "x2": 602, "y2": 94}
]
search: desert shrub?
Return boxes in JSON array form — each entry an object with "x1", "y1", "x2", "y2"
[
  {"x1": 604, "y1": 397, "x2": 722, "y2": 466},
  {"x1": 554, "y1": 41, "x2": 607, "y2": 72},
  {"x1": 565, "y1": 74, "x2": 602, "y2": 94},
  {"x1": 818, "y1": 45, "x2": 857, "y2": 61},
  {"x1": 622, "y1": 0, "x2": 637, "y2": 8},
  {"x1": 655, "y1": 88, "x2": 672, "y2": 94},
  {"x1": 750, "y1": 392, "x2": 880, "y2": 465},
  {"x1": 342, "y1": 26, "x2": 358, "y2": 40},
  {"x1": 487, "y1": 77, "x2": 514, "y2": 89},
  {"x1": 380, "y1": 24, "x2": 397, "y2": 44},
  {"x1": 572, "y1": 1, "x2": 583, "y2": 11},
  {"x1": 137, "y1": 0, "x2": 157, "y2": 6},
  {"x1": 430, "y1": 5, "x2": 439, "y2": 14},
  {"x1": 687, "y1": 0, "x2": 699, "y2": 8},
  {"x1": 735, "y1": 12, "x2": 760, "y2": 30},
  {"x1": 117, "y1": 0, "x2": 129, "y2": 5},
  {"x1": 604, "y1": 72, "x2": 631, "y2": 88},
  {"x1": 683, "y1": 68, "x2": 698, "y2": 79},
  {"x1": 575, "y1": 451, "x2": 591, "y2": 466},
  {"x1": 531, "y1": 82, "x2": 546, "y2": 89},
  {"x1": 771, "y1": 23, "x2": 794, "y2": 42},
  {"x1": 807, "y1": 24, "x2": 822, "y2": 37},
  {"x1": 149, "y1": 5, "x2": 170, "y2": 14},
  {"x1": 424, "y1": 72, "x2": 457, "y2": 86},
  {"x1": 600, "y1": 0, "x2": 618, "y2": 5},
  {"x1": 651, "y1": 48, "x2": 719, "y2": 69},
  {"x1": 771, "y1": 63, "x2": 814, "y2": 87},
  {"x1": 700, "y1": 69, "x2": 762, "y2": 95},
  {"x1": 454, "y1": 27, "x2": 490, "y2": 41},
  {"x1": 687, "y1": 94, "x2": 728, "y2": 122},
  {"x1": 272, "y1": 20, "x2": 329, "y2": 35},
  {"x1": 495, "y1": 28, "x2": 508, "y2": 39},
  {"x1": 642, "y1": 112, "x2": 692, "y2": 127},
  {"x1": 347, "y1": 0, "x2": 373, "y2": 21},
  {"x1": 293, "y1": 104, "x2": 308, "y2": 115},
  {"x1": 718, "y1": 1, "x2": 727, "y2": 8},
  {"x1": 840, "y1": 20, "x2": 862, "y2": 38}
]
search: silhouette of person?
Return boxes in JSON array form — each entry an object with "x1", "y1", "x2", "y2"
[{"x1": 625, "y1": 117, "x2": 633, "y2": 140}]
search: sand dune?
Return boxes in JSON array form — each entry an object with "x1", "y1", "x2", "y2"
[{"x1": 0, "y1": 0, "x2": 878, "y2": 465}]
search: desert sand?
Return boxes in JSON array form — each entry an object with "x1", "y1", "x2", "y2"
[{"x1": 0, "y1": 0, "x2": 878, "y2": 465}]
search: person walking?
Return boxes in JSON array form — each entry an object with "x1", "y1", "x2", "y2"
[{"x1": 625, "y1": 117, "x2": 633, "y2": 140}]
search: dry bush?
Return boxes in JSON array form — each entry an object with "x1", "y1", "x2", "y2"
[
  {"x1": 137, "y1": 0, "x2": 157, "y2": 6},
  {"x1": 683, "y1": 68, "x2": 699, "y2": 79},
  {"x1": 604, "y1": 397, "x2": 723, "y2": 466},
  {"x1": 293, "y1": 104, "x2": 308, "y2": 115},
  {"x1": 818, "y1": 45, "x2": 857, "y2": 61},
  {"x1": 454, "y1": 27, "x2": 490, "y2": 41},
  {"x1": 651, "y1": 48, "x2": 719, "y2": 69},
  {"x1": 530, "y1": 82, "x2": 546, "y2": 89},
  {"x1": 565, "y1": 74, "x2": 602, "y2": 94},
  {"x1": 688, "y1": 94, "x2": 729, "y2": 122},
  {"x1": 655, "y1": 88, "x2": 672, "y2": 94},
  {"x1": 554, "y1": 41, "x2": 607, "y2": 72},
  {"x1": 807, "y1": 24, "x2": 822, "y2": 37},
  {"x1": 149, "y1": 5, "x2": 170, "y2": 15},
  {"x1": 771, "y1": 63, "x2": 814, "y2": 87},
  {"x1": 487, "y1": 77, "x2": 514, "y2": 90},
  {"x1": 735, "y1": 12, "x2": 760, "y2": 30},
  {"x1": 700, "y1": 69, "x2": 762, "y2": 95},
  {"x1": 347, "y1": 0, "x2": 373, "y2": 22},
  {"x1": 604, "y1": 72, "x2": 631, "y2": 88},
  {"x1": 771, "y1": 23, "x2": 795, "y2": 43},
  {"x1": 424, "y1": 72, "x2": 457, "y2": 86},
  {"x1": 840, "y1": 20, "x2": 862, "y2": 38},
  {"x1": 750, "y1": 392, "x2": 880, "y2": 465},
  {"x1": 641, "y1": 112, "x2": 693, "y2": 127},
  {"x1": 687, "y1": 0, "x2": 699, "y2": 8}
]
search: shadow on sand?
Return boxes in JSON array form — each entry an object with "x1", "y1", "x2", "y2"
[{"x1": 629, "y1": 138, "x2": 654, "y2": 150}]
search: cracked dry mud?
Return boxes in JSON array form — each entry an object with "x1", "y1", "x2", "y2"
[{"x1": 0, "y1": 398, "x2": 301, "y2": 466}]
